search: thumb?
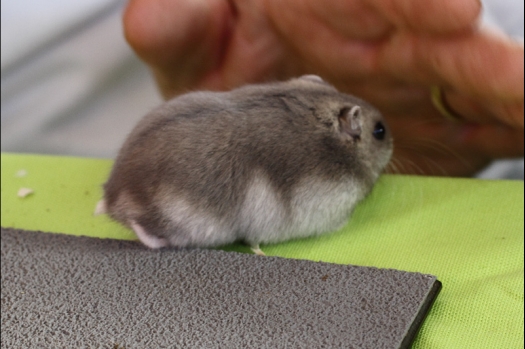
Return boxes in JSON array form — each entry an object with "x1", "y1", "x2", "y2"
[{"x1": 123, "y1": 0, "x2": 234, "y2": 98}]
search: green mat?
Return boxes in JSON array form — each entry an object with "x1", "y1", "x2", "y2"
[{"x1": 1, "y1": 152, "x2": 523, "y2": 348}]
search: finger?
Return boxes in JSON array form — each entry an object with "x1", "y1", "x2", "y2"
[
  {"x1": 380, "y1": 28, "x2": 524, "y2": 126},
  {"x1": 211, "y1": 0, "x2": 298, "y2": 90},
  {"x1": 390, "y1": 123, "x2": 523, "y2": 176},
  {"x1": 389, "y1": 120, "x2": 492, "y2": 176},
  {"x1": 295, "y1": 0, "x2": 393, "y2": 40},
  {"x1": 264, "y1": 1, "x2": 384, "y2": 79},
  {"x1": 390, "y1": 148, "x2": 491, "y2": 177},
  {"x1": 380, "y1": 28, "x2": 524, "y2": 100},
  {"x1": 417, "y1": 117, "x2": 525, "y2": 159},
  {"x1": 443, "y1": 90, "x2": 524, "y2": 127},
  {"x1": 123, "y1": 0, "x2": 234, "y2": 97},
  {"x1": 366, "y1": 0, "x2": 481, "y2": 34},
  {"x1": 338, "y1": 80, "x2": 431, "y2": 116},
  {"x1": 458, "y1": 124, "x2": 525, "y2": 159}
]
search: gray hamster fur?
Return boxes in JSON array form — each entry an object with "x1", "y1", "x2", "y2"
[{"x1": 100, "y1": 75, "x2": 393, "y2": 249}]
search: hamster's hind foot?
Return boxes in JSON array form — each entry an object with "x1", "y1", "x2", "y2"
[
  {"x1": 93, "y1": 199, "x2": 107, "y2": 216},
  {"x1": 250, "y1": 244, "x2": 266, "y2": 256},
  {"x1": 131, "y1": 220, "x2": 169, "y2": 249}
]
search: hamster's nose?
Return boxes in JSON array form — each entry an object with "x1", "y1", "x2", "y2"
[{"x1": 372, "y1": 122, "x2": 386, "y2": 140}]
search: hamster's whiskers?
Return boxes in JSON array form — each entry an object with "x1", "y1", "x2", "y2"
[
  {"x1": 415, "y1": 138, "x2": 475, "y2": 172},
  {"x1": 389, "y1": 151, "x2": 427, "y2": 175},
  {"x1": 384, "y1": 158, "x2": 403, "y2": 175}
]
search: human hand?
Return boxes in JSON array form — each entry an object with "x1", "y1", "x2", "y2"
[{"x1": 123, "y1": 0, "x2": 524, "y2": 176}]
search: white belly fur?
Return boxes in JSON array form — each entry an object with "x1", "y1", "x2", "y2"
[{"x1": 239, "y1": 173, "x2": 365, "y2": 245}]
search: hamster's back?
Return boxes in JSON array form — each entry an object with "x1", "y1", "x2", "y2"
[{"x1": 103, "y1": 77, "x2": 393, "y2": 248}]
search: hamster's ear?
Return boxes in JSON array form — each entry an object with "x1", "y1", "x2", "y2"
[
  {"x1": 338, "y1": 106, "x2": 362, "y2": 140},
  {"x1": 299, "y1": 75, "x2": 324, "y2": 83}
]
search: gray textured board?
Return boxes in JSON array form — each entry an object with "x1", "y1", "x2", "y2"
[{"x1": 1, "y1": 228, "x2": 441, "y2": 348}]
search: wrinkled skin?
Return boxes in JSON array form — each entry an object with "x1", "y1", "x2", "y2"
[{"x1": 123, "y1": 0, "x2": 524, "y2": 176}]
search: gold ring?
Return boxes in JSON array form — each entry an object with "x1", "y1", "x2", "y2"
[{"x1": 430, "y1": 85, "x2": 462, "y2": 122}]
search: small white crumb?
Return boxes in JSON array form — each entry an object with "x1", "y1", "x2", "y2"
[
  {"x1": 18, "y1": 187, "x2": 34, "y2": 198},
  {"x1": 15, "y1": 169, "x2": 27, "y2": 178},
  {"x1": 93, "y1": 199, "x2": 107, "y2": 216}
]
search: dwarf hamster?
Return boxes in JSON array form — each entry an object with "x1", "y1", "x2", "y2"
[{"x1": 100, "y1": 75, "x2": 393, "y2": 250}]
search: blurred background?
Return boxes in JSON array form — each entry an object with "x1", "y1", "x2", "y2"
[
  {"x1": 1, "y1": 0, "x2": 162, "y2": 158},
  {"x1": 1, "y1": 0, "x2": 523, "y2": 178}
]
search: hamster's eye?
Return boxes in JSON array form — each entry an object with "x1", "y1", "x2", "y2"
[{"x1": 373, "y1": 122, "x2": 386, "y2": 140}]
